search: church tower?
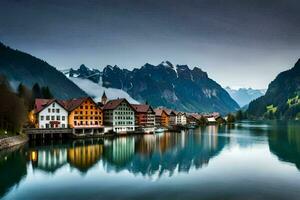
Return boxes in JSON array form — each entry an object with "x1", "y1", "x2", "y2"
[{"x1": 101, "y1": 91, "x2": 107, "y2": 105}]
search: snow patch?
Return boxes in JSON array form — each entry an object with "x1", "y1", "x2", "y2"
[{"x1": 69, "y1": 77, "x2": 139, "y2": 104}]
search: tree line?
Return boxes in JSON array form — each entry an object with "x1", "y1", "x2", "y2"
[{"x1": 0, "y1": 75, "x2": 53, "y2": 135}]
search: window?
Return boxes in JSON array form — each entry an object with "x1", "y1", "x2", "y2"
[
  {"x1": 57, "y1": 116, "x2": 60, "y2": 120},
  {"x1": 85, "y1": 106, "x2": 88, "y2": 109},
  {"x1": 80, "y1": 111, "x2": 83, "y2": 114},
  {"x1": 46, "y1": 116, "x2": 50, "y2": 120},
  {"x1": 56, "y1": 109, "x2": 59, "y2": 113},
  {"x1": 80, "y1": 121, "x2": 83, "y2": 125},
  {"x1": 46, "y1": 124, "x2": 49, "y2": 128},
  {"x1": 52, "y1": 109, "x2": 55, "y2": 112},
  {"x1": 62, "y1": 116, "x2": 65, "y2": 121},
  {"x1": 90, "y1": 106, "x2": 93, "y2": 109},
  {"x1": 75, "y1": 111, "x2": 78, "y2": 114},
  {"x1": 51, "y1": 116, "x2": 55, "y2": 120},
  {"x1": 40, "y1": 116, "x2": 44, "y2": 120},
  {"x1": 74, "y1": 121, "x2": 77, "y2": 125},
  {"x1": 52, "y1": 104, "x2": 55, "y2": 107},
  {"x1": 48, "y1": 108, "x2": 51, "y2": 113},
  {"x1": 80, "y1": 106, "x2": 83, "y2": 109},
  {"x1": 62, "y1": 124, "x2": 65, "y2": 128}
]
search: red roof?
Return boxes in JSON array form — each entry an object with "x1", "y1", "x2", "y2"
[
  {"x1": 154, "y1": 108, "x2": 169, "y2": 116},
  {"x1": 34, "y1": 99, "x2": 66, "y2": 114},
  {"x1": 103, "y1": 98, "x2": 135, "y2": 111},
  {"x1": 131, "y1": 104, "x2": 154, "y2": 113}
]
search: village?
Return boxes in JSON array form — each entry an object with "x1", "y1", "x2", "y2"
[{"x1": 26, "y1": 92, "x2": 231, "y2": 139}]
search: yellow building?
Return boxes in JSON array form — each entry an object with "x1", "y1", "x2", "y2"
[{"x1": 64, "y1": 97, "x2": 103, "y2": 128}]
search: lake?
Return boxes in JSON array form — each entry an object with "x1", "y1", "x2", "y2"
[{"x1": 1, "y1": 121, "x2": 300, "y2": 200}]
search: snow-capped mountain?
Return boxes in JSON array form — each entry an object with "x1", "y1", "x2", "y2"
[
  {"x1": 67, "y1": 62, "x2": 239, "y2": 114},
  {"x1": 225, "y1": 87, "x2": 266, "y2": 107}
]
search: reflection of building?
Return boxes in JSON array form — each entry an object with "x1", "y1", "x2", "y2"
[
  {"x1": 67, "y1": 142, "x2": 103, "y2": 172},
  {"x1": 103, "y1": 137, "x2": 135, "y2": 168},
  {"x1": 28, "y1": 148, "x2": 68, "y2": 173}
]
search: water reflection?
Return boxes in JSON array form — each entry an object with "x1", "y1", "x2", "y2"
[
  {"x1": 0, "y1": 146, "x2": 27, "y2": 197},
  {"x1": 1, "y1": 122, "x2": 300, "y2": 199},
  {"x1": 23, "y1": 127, "x2": 227, "y2": 177},
  {"x1": 268, "y1": 121, "x2": 300, "y2": 170}
]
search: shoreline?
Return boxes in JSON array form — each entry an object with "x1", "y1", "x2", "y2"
[{"x1": 0, "y1": 135, "x2": 29, "y2": 151}]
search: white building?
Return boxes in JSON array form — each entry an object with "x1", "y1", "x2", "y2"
[
  {"x1": 176, "y1": 112, "x2": 187, "y2": 125},
  {"x1": 34, "y1": 99, "x2": 68, "y2": 128},
  {"x1": 103, "y1": 98, "x2": 135, "y2": 133}
]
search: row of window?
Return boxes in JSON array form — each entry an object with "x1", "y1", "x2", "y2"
[
  {"x1": 115, "y1": 121, "x2": 133, "y2": 125},
  {"x1": 74, "y1": 121, "x2": 101, "y2": 125},
  {"x1": 40, "y1": 115, "x2": 66, "y2": 121},
  {"x1": 41, "y1": 124, "x2": 66, "y2": 128},
  {"x1": 115, "y1": 116, "x2": 133, "y2": 120},
  {"x1": 79, "y1": 105, "x2": 97, "y2": 110},
  {"x1": 74, "y1": 111, "x2": 100, "y2": 115},
  {"x1": 48, "y1": 108, "x2": 60, "y2": 113},
  {"x1": 114, "y1": 127, "x2": 134, "y2": 131},
  {"x1": 74, "y1": 116, "x2": 102, "y2": 120},
  {"x1": 115, "y1": 111, "x2": 134, "y2": 115}
]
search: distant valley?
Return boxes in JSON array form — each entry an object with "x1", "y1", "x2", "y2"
[{"x1": 225, "y1": 87, "x2": 266, "y2": 107}]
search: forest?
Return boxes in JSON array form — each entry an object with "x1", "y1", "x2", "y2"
[{"x1": 0, "y1": 75, "x2": 53, "y2": 137}]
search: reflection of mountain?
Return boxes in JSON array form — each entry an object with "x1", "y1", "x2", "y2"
[
  {"x1": 103, "y1": 128, "x2": 228, "y2": 178},
  {"x1": 0, "y1": 147, "x2": 27, "y2": 197},
  {"x1": 268, "y1": 122, "x2": 300, "y2": 170}
]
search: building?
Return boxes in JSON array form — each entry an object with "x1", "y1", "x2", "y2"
[
  {"x1": 132, "y1": 104, "x2": 155, "y2": 133},
  {"x1": 34, "y1": 99, "x2": 68, "y2": 128},
  {"x1": 176, "y1": 112, "x2": 187, "y2": 125},
  {"x1": 103, "y1": 98, "x2": 136, "y2": 133},
  {"x1": 154, "y1": 109, "x2": 169, "y2": 127},
  {"x1": 64, "y1": 97, "x2": 103, "y2": 129},
  {"x1": 164, "y1": 109, "x2": 177, "y2": 126}
]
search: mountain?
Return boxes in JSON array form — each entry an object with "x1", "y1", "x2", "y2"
[
  {"x1": 247, "y1": 59, "x2": 300, "y2": 119},
  {"x1": 68, "y1": 61, "x2": 240, "y2": 114},
  {"x1": 225, "y1": 87, "x2": 266, "y2": 107},
  {"x1": 0, "y1": 42, "x2": 86, "y2": 99}
]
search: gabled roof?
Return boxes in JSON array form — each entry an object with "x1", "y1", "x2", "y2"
[
  {"x1": 103, "y1": 98, "x2": 135, "y2": 111},
  {"x1": 131, "y1": 104, "x2": 154, "y2": 113},
  {"x1": 154, "y1": 108, "x2": 169, "y2": 116},
  {"x1": 62, "y1": 97, "x2": 100, "y2": 112},
  {"x1": 34, "y1": 99, "x2": 66, "y2": 114}
]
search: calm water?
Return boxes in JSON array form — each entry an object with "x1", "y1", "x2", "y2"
[{"x1": 1, "y1": 121, "x2": 300, "y2": 200}]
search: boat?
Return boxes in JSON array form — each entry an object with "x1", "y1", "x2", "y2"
[{"x1": 154, "y1": 128, "x2": 165, "y2": 134}]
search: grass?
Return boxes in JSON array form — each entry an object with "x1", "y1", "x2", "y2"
[
  {"x1": 0, "y1": 129, "x2": 16, "y2": 139},
  {"x1": 287, "y1": 95, "x2": 300, "y2": 107},
  {"x1": 266, "y1": 104, "x2": 277, "y2": 113}
]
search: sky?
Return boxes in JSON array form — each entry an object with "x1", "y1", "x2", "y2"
[{"x1": 0, "y1": 0, "x2": 299, "y2": 89}]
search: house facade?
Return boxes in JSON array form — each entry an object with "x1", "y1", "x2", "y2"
[
  {"x1": 154, "y1": 109, "x2": 169, "y2": 127},
  {"x1": 132, "y1": 104, "x2": 155, "y2": 133},
  {"x1": 65, "y1": 97, "x2": 103, "y2": 128},
  {"x1": 34, "y1": 99, "x2": 68, "y2": 128},
  {"x1": 103, "y1": 98, "x2": 135, "y2": 133},
  {"x1": 176, "y1": 112, "x2": 187, "y2": 125}
]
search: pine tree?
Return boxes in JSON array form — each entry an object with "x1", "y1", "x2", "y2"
[{"x1": 32, "y1": 83, "x2": 42, "y2": 99}]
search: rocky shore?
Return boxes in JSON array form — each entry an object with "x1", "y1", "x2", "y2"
[{"x1": 0, "y1": 135, "x2": 28, "y2": 151}]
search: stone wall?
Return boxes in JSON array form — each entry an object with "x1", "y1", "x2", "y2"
[{"x1": 0, "y1": 135, "x2": 28, "y2": 151}]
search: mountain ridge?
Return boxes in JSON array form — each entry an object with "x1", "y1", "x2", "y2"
[
  {"x1": 69, "y1": 61, "x2": 240, "y2": 114},
  {"x1": 0, "y1": 42, "x2": 87, "y2": 99}
]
